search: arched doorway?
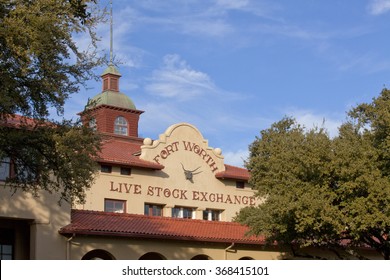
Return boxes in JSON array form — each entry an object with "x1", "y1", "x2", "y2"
[
  {"x1": 138, "y1": 252, "x2": 166, "y2": 260},
  {"x1": 239, "y1": 256, "x2": 254, "y2": 260},
  {"x1": 191, "y1": 254, "x2": 212, "y2": 260},
  {"x1": 81, "y1": 249, "x2": 116, "y2": 260}
]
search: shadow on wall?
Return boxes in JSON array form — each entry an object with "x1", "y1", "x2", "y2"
[{"x1": 0, "y1": 185, "x2": 71, "y2": 259}]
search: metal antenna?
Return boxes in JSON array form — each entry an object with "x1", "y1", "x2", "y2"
[{"x1": 109, "y1": 0, "x2": 113, "y2": 65}]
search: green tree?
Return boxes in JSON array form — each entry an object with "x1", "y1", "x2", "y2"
[
  {"x1": 337, "y1": 89, "x2": 390, "y2": 259},
  {"x1": 0, "y1": 0, "x2": 102, "y2": 204},
  {"x1": 237, "y1": 89, "x2": 390, "y2": 260}
]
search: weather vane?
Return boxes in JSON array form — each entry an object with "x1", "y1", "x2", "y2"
[{"x1": 109, "y1": 0, "x2": 114, "y2": 65}]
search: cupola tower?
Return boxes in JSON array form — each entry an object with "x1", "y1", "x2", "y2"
[{"x1": 82, "y1": 0, "x2": 143, "y2": 138}]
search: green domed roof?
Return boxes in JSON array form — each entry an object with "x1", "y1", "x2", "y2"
[{"x1": 89, "y1": 91, "x2": 136, "y2": 110}]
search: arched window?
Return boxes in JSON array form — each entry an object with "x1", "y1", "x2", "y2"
[
  {"x1": 138, "y1": 252, "x2": 166, "y2": 260},
  {"x1": 114, "y1": 116, "x2": 128, "y2": 135},
  {"x1": 81, "y1": 249, "x2": 116, "y2": 260},
  {"x1": 239, "y1": 256, "x2": 254, "y2": 260},
  {"x1": 89, "y1": 118, "x2": 97, "y2": 131},
  {"x1": 191, "y1": 254, "x2": 212, "y2": 260}
]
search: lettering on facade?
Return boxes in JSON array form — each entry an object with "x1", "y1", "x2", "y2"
[
  {"x1": 110, "y1": 182, "x2": 142, "y2": 194},
  {"x1": 152, "y1": 141, "x2": 219, "y2": 173},
  {"x1": 109, "y1": 181, "x2": 255, "y2": 206}
]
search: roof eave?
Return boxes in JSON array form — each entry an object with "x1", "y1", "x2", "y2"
[
  {"x1": 215, "y1": 173, "x2": 250, "y2": 182},
  {"x1": 58, "y1": 229, "x2": 266, "y2": 245},
  {"x1": 97, "y1": 158, "x2": 165, "y2": 170}
]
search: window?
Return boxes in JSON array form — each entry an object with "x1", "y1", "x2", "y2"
[
  {"x1": 0, "y1": 157, "x2": 36, "y2": 182},
  {"x1": 101, "y1": 165, "x2": 112, "y2": 173},
  {"x1": 0, "y1": 244, "x2": 13, "y2": 260},
  {"x1": 0, "y1": 157, "x2": 11, "y2": 181},
  {"x1": 120, "y1": 167, "x2": 131, "y2": 176},
  {"x1": 236, "y1": 181, "x2": 245, "y2": 189},
  {"x1": 110, "y1": 78, "x2": 118, "y2": 91},
  {"x1": 103, "y1": 78, "x2": 109, "y2": 90},
  {"x1": 14, "y1": 159, "x2": 34, "y2": 181},
  {"x1": 104, "y1": 199, "x2": 126, "y2": 213},
  {"x1": 172, "y1": 207, "x2": 194, "y2": 219},
  {"x1": 114, "y1": 116, "x2": 128, "y2": 136},
  {"x1": 0, "y1": 229, "x2": 14, "y2": 260},
  {"x1": 203, "y1": 209, "x2": 222, "y2": 221},
  {"x1": 89, "y1": 118, "x2": 97, "y2": 131},
  {"x1": 144, "y1": 204, "x2": 163, "y2": 217}
]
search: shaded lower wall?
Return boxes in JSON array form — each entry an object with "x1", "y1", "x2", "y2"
[
  {"x1": 67, "y1": 235, "x2": 285, "y2": 260},
  {"x1": 66, "y1": 235, "x2": 384, "y2": 260}
]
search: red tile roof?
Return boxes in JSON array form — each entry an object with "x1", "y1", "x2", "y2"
[
  {"x1": 98, "y1": 137, "x2": 164, "y2": 170},
  {"x1": 216, "y1": 164, "x2": 250, "y2": 181},
  {"x1": 0, "y1": 114, "x2": 52, "y2": 128},
  {"x1": 59, "y1": 210, "x2": 265, "y2": 245}
]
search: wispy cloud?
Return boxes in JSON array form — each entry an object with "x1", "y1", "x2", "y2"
[
  {"x1": 223, "y1": 149, "x2": 249, "y2": 167},
  {"x1": 284, "y1": 109, "x2": 343, "y2": 138},
  {"x1": 215, "y1": 0, "x2": 251, "y2": 10},
  {"x1": 336, "y1": 51, "x2": 390, "y2": 74},
  {"x1": 114, "y1": 0, "x2": 280, "y2": 39},
  {"x1": 368, "y1": 0, "x2": 390, "y2": 15},
  {"x1": 253, "y1": 22, "x2": 331, "y2": 41},
  {"x1": 145, "y1": 54, "x2": 217, "y2": 100},
  {"x1": 213, "y1": 0, "x2": 281, "y2": 19},
  {"x1": 117, "y1": 0, "x2": 234, "y2": 38}
]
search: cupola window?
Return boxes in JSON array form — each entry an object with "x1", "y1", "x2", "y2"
[
  {"x1": 110, "y1": 78, "x2": 118, "y2": 91},
  {"x1": 114, "y1": 116, "x2": 128, "y2": 135},
  {"x1": 89, "y1": 118, "x2": 97, "y2": 131}
]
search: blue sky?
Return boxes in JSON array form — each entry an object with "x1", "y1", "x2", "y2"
[{"x1": 66, "y1": 0, "x2": 390, "y2": 167}]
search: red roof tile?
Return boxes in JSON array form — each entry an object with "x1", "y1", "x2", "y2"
[
  {"x1": 59, "y1": 210, "x2": 265, "y2": 245},
  {"x1": 215, "y1": 164, "x2": 250, "y2": 181},
  {"x1": 98, "y1": 137, "x2": 164, "y2": 170},
  {"x1": 0, "y1": 114, "x2": 52, "y2": 128}
]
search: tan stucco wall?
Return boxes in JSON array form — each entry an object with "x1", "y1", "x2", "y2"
[{"x1": 0, "y1": 185, "x2": 71, "y2": 259}]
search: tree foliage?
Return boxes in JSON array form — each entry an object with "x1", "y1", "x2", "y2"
[
  {"x1": 0, "y1": 0, "x2": 102, "y2": 204},
  {"x1": 237, "y1": 89, "x2": 390, "y2": 259},
  {"x1": 0, "y1": 0, "x2": 100, "y2": 119}
]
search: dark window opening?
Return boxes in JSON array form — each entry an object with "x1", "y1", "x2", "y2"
[
  {"x1": 101, "y1": 165, "x2": 112, "y2": 173},
  {"x1": 120, "y1": 167, "x2": 131, "y2": 176},
  {"x1": 0, "y1": 228, "x2": 14, "y2": 260},
  {"x1": 144, "y1": 204, "x2": 163, "y2": 217}
]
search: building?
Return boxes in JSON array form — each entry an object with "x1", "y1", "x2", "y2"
[
  {"x1": 0, "y1": 59, "x2": 288, "y2": 260},
  {"x1": 3, "y1": 63, "x2": 387, "y2": 260},
  {"x1": 1, "y1": 57, "x2": 385, "y2": 260},
  {"x1": 0, "y1": 115, "x2": 71, "y2": 260},
  {"x1": 62, "y1": 63, "x2": 285, "y2": 260}
]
